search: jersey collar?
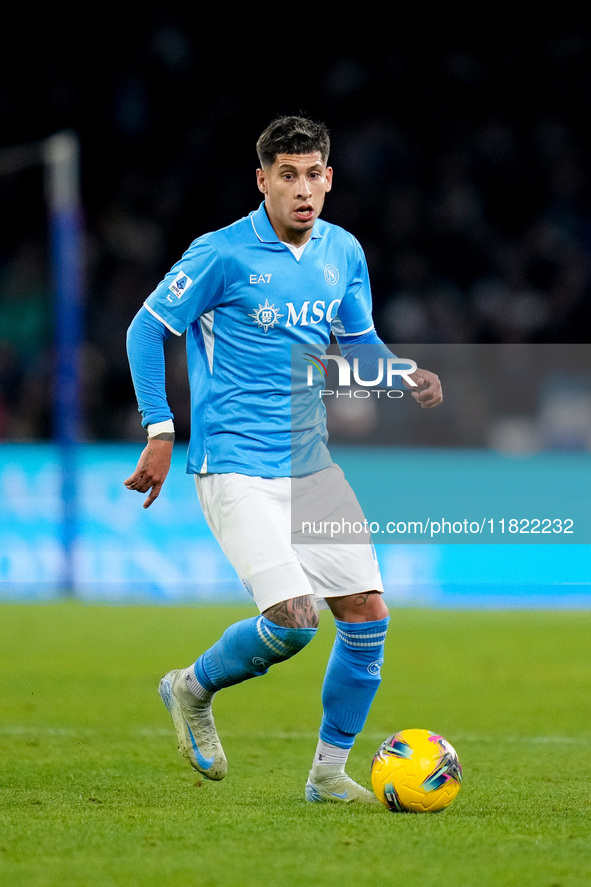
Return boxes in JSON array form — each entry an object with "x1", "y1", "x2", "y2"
[{"x1": 250, "y1": 201, "x2": 323, "y2": 244}]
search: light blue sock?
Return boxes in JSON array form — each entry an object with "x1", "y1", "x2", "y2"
[
  {"x1": 194, "y1": 615, "x2": 317, "y2": 692},
  {"x1": 320, "y1": 616, "x2": 390, "y2": 749}
]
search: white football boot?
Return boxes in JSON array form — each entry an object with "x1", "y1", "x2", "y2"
[
  {"x1": 305, "y1": 763, "x2": 380, "y2": 804},
  {"x1": 158, "y1": 669, "x2": 227, "y2": 780}
]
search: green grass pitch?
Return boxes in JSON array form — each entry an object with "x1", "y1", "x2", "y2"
[{"x1": 0, "y1": 602, "x2": 590, "y2": 887}]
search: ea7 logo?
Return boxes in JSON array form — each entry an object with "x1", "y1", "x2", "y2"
[{"x1": 250, "y1": 273, "x2": 272, "y2": 284}]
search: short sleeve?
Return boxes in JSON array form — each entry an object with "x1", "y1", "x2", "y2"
[
  {"x1": 330, "y1": 236, "x2": 375, "y2": 338},
  {"x1": 144, "y1": 237, "x2": 225, "y2": 335}
]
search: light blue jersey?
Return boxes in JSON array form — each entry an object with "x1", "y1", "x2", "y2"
[{"x1": 134, "y1": 202, "x2": 380, "y2": 477}]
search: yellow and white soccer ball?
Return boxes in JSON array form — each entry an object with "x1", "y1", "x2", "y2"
[{"x1": 371, "y1": 728, "x2": 462, "y2": 813}]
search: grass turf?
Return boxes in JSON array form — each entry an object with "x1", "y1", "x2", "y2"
[{"x1": 0, "y1": 602, "x2": 590, "y2": 886}]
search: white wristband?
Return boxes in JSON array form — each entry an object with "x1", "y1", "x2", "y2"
[{"x1": 147, "y1": 419, "x2": 175, "y2": 439}]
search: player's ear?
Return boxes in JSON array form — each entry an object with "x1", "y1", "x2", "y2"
[
  {"x1": 256, "y1": 168, "x2": 267, "y2": 195},
  {"x1": 325, "y1": 166, "x2": 333, "y2": 192}
]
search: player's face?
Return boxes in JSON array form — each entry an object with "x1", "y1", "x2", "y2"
[{"x1": 256, "y1": 152, "x2": 333, "y2": 246}]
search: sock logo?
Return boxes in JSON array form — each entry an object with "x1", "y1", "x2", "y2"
[
  {"x1": 367, "y1": 658, "x2": 384, "y2": 676},
  {"x1": 252, "y1": 657, "x2": 268, "y2": 671}
]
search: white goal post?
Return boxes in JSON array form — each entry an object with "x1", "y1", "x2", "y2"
[{"x1": 0, "y1": 132, "x2": 84, "y2": 594}]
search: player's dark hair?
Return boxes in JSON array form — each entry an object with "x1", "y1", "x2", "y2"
[{"x1": 256, "y1": 116, "x2": 331, "y2": 167}]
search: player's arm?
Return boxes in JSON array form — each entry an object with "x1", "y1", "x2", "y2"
[
  {"x1": 124, "y1": 237, "x2": 225, "y2": 506},
  {"x1": 335, "y1": 328, "x2": 442, "y2": 408},
  {"x1": 334, "y1": 235, "x2": 442, "y2": 408},
  {"x1": 124, "y1": 308, "x2": 175, "y2": 508}
]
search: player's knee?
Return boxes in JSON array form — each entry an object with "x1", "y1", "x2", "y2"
[
  {"x1": 258, "y1": 616, "x2": 317, "y2": 663},
  {"x1": 263, "y1": 594, "x2": 319, "y2": 630},
  {"x1": 328, "y1": 590, "x2": 389, "y2": 622}
]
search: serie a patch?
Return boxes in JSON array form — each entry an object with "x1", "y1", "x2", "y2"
[{"x1": 169, "y1": 270, "x2": 193, "y2": 299}]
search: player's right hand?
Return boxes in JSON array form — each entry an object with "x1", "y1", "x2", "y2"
[{"x1": 124, "y1": 439, "x2": 174, "y2": 508}]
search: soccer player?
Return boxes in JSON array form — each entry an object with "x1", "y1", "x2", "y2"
[{"x1": 124, "y1": 116, "x2": 442, "y2": 803}]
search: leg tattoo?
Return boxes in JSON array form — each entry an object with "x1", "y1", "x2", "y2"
[{"x1": 264, "y1": 595, "x2": 319, "y2": 629}]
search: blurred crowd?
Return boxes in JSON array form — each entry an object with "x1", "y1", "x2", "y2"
[{"x1": 0, "y1": 20, "x2": 590, "y2": 443}]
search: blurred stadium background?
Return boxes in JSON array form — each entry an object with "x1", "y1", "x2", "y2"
[{"x1": 0, "y1": 16, "x2": 589, "y2": 606}]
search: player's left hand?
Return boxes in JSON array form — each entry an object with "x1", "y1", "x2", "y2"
[{"x1": 404, "y1": 368, "x2": 442, "y2": 408}]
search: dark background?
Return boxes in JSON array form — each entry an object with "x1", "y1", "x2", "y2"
[{"x1": 1, "y1": 14, "x2": 590, "y2": 442}]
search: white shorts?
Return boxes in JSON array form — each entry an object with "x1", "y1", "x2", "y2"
[{"x1": 194, "y1": 464, "x2": 383, "y2": 613}]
